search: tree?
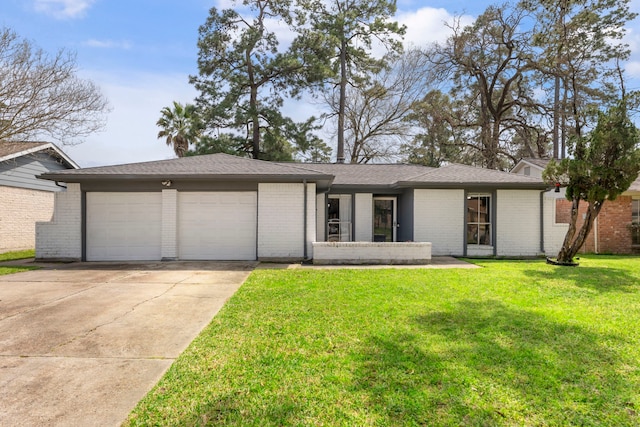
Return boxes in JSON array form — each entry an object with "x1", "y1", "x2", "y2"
[
  {"x1": 544, "y1": 101, "x2": 640, "y2": 264},
  {"x1": 325, "y1": 49, "x2": 431, "y2": 163},
  {"x1": 191, "y1": 0, "x2": 327, "y2": 160},
  {"x1": 523, "y1": 0, "x2": 637, "y2": 158},
  {"x1": 156, "y1": 101, "x2": 200, "y2": 157},
  {"x1": 303, "y1": 0, "x2": 405, "y2": 163},
  {"x1": 0, "y1": 28, "x2": 108, "y2": 144},
  {"x1": 425, "y1": 4, "x2": 540, "y2": 170},
  {"x1": 402, "y1": 90, "x2": 463, "y2": 167}
]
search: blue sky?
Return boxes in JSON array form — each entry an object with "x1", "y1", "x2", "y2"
[{"x1": 3, "y1": 0, "x2": 640, "y2": 167}]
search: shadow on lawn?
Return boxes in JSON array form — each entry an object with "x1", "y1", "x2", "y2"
[
  {"x1": 351, "y1": 299, "x2": 636, "y2": 425},
  {"x1": 524, "y1": 264, "x2": 640, "y2": 293}
]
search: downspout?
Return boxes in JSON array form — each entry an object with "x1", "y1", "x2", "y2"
[
  {"x1": 303, "y1": 179, "x2": 308, "y2": 260},
  {"x1": 540, "y1": 190, "x2": 546, "y2": 255},
  {"x1": 55, "y1": 181, "x2": 67, "y2": 189}
]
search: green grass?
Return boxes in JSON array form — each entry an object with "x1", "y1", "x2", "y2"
[
  {"x1": 0, "y1": 249, "x2": 37, "y2": 276},
  {"x1": 125, "y1": 256, "x2": 640, "y2": 426},
  {"x1": 0, "y1": 249, "x2": 35, "y2": 262}
]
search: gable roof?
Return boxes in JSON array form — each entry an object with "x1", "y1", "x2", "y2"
[
  {"x1": 0, "y1": 141, "x2": 79, "y2": 169},
  {"x1": 510, "y1": 157, "x2": 550, "y2": 174}
]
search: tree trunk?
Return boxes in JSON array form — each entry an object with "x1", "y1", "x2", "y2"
[
  {"x1": 250, "y1": 84, "x2": 260, "y2": 159},
  {"x1": 337, "y1": 36, "x2": 347, "y2": 164},
  {"x1": 556, "y1": 199, "x2": 605, "y2": 264}
]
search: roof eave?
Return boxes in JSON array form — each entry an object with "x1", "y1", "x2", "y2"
[
  {"x1": 38, "y1": 172, "x2": 335, "y2": 184},
  {"x1": 396, "y1": 181, "x2": 549, "y2": 190}
]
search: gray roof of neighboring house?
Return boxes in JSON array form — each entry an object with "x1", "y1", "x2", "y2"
[
  {"x1": 521, "y1": 158, "x2": 550, "y2": 169},
  {"x1": 39, "y1": 153, "x2": 547, "y2": 189},
  {"x1": 627, "y1": 175, "x2": 640, "y2": 193},
  {"x1": 0, "y1": 141, "x2": 79, "y2": 169}
]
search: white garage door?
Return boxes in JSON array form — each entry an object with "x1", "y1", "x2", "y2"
[
  {"x1": 86, "y1": 192, "x2": 162, "y2": 261},
  {"x1": 178, "y1": 192, "x2": 257, "y2": 260}
]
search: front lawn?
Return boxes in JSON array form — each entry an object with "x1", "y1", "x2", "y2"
[
  {"x1": 0, "y1": 249, "x2": 37, "y2": 276},
  {"x1": 126, "y1": 256, "x2": 640, "y2": 426}
]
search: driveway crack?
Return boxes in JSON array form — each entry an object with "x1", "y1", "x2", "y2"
[{"x1": 47, "y1": 281, "x2": 183, "y2": 354}]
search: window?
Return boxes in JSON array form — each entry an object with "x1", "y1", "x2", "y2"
[
  {"x1": 633, "y1": 199, "x2": 640, "y2": 245},
  {"x1": 467, "y1": 194, "x2": 492, "y2": 245},
  {"x1": 327, "y1": 195, "x2": 352, "y2": 241},
  {"x1": 523, "y1": 166, "x2": 531, "y2": 176}
]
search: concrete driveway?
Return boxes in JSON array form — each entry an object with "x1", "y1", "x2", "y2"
[{"x1": 0, "y1": 261, "x2": 255, "y2": 426}]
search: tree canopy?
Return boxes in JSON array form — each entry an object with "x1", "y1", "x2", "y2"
[
  {"x1": 544, "y1": 101, "x2": 640, "y2": 264},
  {"x1": 0, "y1": 28, "x2": 109, "y2": 145}
]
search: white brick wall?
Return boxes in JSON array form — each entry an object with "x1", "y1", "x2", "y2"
[
  {"x1": 258, "y1": 183, "x2": 305, "y2": 260},
  {"x1": 316, "y1": 193, "x2": 325, "y2": 242},
  {"x1": 36, "y1": 183, "x2": 82, "y2": 260},
  {"x1": 496, "y1": 190, "x2": 542, "y2": 256},
  {"x1": 543, "y1": 191, "x2": 569, "y2": 256},
  {"x1": 354, "y1": 193, "x2": 373, "y2": 241},
  {"x1": 414, "y1": 189, "x2": 465, "y2": 255},
  {"x1": 0, "y1": 186, "x2": 54, "y2": 252},
  {"x1": 305, "y1": 183, "x2": 316, "y2": 258},
  {"x1": 161, "y1": 189, "x2": 178, "y2": 260},
  {"x1": 313, "y1": 242, "x2": 431, "y2": 264}
]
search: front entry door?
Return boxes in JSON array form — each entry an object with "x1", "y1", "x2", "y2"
[{"x1": 373, "y1": 197, "x2": 397, "y2": 242}]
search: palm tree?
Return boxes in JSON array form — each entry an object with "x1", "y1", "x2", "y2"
[{"x1": 156, "y1": 101, "x2": 199, "y2": 157}]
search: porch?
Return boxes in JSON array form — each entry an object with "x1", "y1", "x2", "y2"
[{"x1": 312, "y1": 241, "x2": 432, "y2": 265}]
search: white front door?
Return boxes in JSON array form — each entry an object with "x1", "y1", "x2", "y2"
[{"x1": 373, "y1": 197, "x2": 397, "y2": 242}]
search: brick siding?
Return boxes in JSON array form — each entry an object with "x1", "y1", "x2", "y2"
[
  {"x1": 0, "y1": 185, "x2": 54, "y2": 252},
  {"x1": 555, "y1": 196, "x2": 637, "y2": 254}
]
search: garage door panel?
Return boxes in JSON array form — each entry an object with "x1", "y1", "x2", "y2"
[
  {"x1": 178, "y1": 192, "x2": 256, "y2": 260},
  {"x1": 86, "y1": 193, "x2": 162, "y2": 261}
]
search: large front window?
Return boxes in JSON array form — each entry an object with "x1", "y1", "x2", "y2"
[
  {"x1": 633, "y1": 199, "x2": 640, "y2": 245},
  {"x1": 467, "y1": 194, "x2": 492, "y2": 245},
  {"x1": 327, "y1": 195, "x2": 352, "y2": 241}
]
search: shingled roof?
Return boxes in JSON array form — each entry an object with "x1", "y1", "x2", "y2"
[
  {"x1": 40, "y1": 152, "x2": 332, "y2": 182},
  {"x1": 401, "y1": 163, "x2": 547, "y2": 188},
  {"x1": 289, "y1": 162, "x2": 435, "y2": 186},
  {"x1": 39, "y1": 153, "x2": 547, "y2": 189}
]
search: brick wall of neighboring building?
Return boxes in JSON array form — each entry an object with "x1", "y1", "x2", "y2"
[
  {"x1": 0, "y1": 185, "x2": 54, "y2": 252},
  {"x1": 555, "y1": 196, "x2": 637, "y2": 254}
]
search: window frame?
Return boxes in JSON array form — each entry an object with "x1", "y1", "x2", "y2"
[{"x1": 466, "y1": 193, "x2": 492, "y2": 246}]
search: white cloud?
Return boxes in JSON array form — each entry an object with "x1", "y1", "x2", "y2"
[
  {"x1": 63, "y1": 71, "x2": 197, "y2": 167},
  {"x1": 398, "y1": 7, "x2": 474, "y2": 48},
  {"x1": 83, "y1": 39, "x2": 132, "y2": 49},
  {"x1": 33, "y1": 0, "x2": 94, "y2": 19},
  {"x1": 625, "y1": 61, "x2": 640, "y2": 78}
]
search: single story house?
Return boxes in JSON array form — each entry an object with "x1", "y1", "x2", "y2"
[
  {"x1": 36, "y1": 153, "x2": 554, "y2": 262},
  {"x1": 512, "y1": 158, "x2": 640, "y2": 254},
  {"x1": 0, "y1": 141, "x2": 78, "y2": 253}
]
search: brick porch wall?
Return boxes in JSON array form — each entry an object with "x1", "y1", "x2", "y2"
[
  {"x1": 0, "y1": 186, "x2": 54, "y2": 252},
  {"x1": 555, "y1": 196, "x2": 636, "y2": 254}
]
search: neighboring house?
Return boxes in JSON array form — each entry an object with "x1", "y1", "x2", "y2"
[
  {"x1": 0, "y1": 141, "x2": 79, "y2": 253},
  {"x1": 36, "y1": 153, "x2": 550, "y2": 262},
  {"x1": 512, "y1": 158, "x2": 640, "y2": 254}
]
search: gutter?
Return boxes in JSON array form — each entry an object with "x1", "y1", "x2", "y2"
[{"x1": 540, "y1": 189, "x2": 546, "y2": 254}]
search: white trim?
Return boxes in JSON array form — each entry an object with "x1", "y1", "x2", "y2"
[
  {"x1": 0, "y1": 142, "x2": 79, "y2": 169},
  {"x1": 373, "y1": 196, "x2": 397, "y2": 242}
]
